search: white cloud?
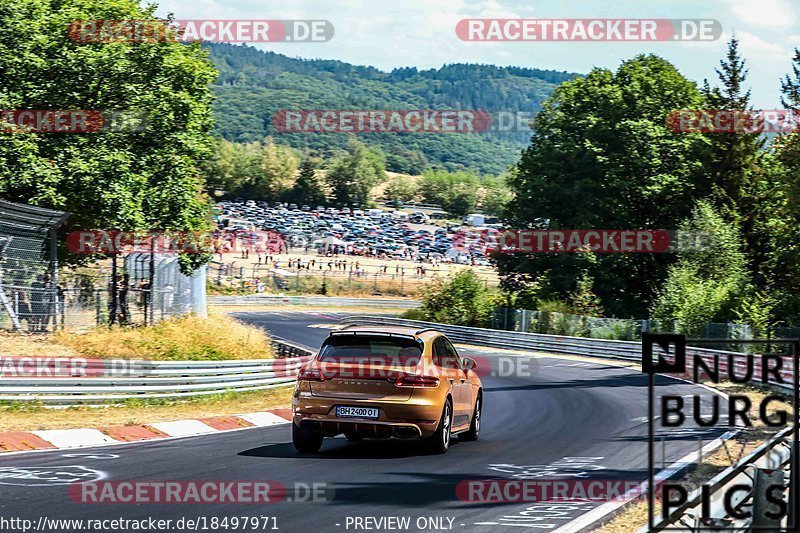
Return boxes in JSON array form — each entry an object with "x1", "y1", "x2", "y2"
[
  {"x1": 728, "y1": 0, "x2": 795, "y2": 29},
  {"x1": 727, "y1": 30, "x2": 787, "y2": 59}
]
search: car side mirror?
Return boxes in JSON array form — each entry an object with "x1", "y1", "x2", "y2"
[{"x1": 462, "y1": 357, "x2": 477, "y2": 372}]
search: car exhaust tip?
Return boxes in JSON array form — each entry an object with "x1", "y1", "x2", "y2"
[{"x1": 395, "y1": 427, "x2": 420, "y2": 438}]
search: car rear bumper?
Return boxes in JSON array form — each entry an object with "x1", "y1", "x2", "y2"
[
  {"x1": 296, "y1": 417, "x2": 429, "y2": 438},
  {"x1": 292, "y1": 392, "x2": 441, "y2": 438}
]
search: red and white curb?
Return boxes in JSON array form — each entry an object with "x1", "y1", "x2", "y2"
[{"x1": 0, "y1": 408, "x2": 293, "y2": 453}]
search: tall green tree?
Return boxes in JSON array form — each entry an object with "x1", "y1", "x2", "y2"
[
  {"x1": 0, "y1": 0, "x2": 217, "y2": 266},
  {"x1": 325, "y1": 139, "x2": 386, "y2": 207},
  {"x1": 758, "y1": 47, "x2": 800, "y2": 322},
  {"x1": 245, "y1": 139, "x2": 299, "y2": 200},
  {"x1": 479, "y1": 174, "x2": 513, "y2": 217},
  {"x1": 499, "y1": 55, "x2": 712, "y2": 316},
  {"x1": 419, "y1": 269, "x2": 494, "y2": 327},
  {"x1": 283, "y1": 157, "x2": 327, "y2": 206},
  {"x1": 384, "y1": 174, "x2": 418, "y2": 203},
  {"x1": 419, "y1": 169, "x2": 479, "y2": 216},
  {"x1": 700, "y1": 36, "x2": 765, "y2": 243},
  {"x1": 203, "y1": 138, "x2": 241, "y2": 193}
]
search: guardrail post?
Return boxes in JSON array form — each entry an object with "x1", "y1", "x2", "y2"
[{"x1": 752, "y1": 468, "x2": 785, "y2": 530}]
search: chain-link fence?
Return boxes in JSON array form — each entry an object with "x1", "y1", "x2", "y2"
[
  {"x1": 207, "y1": 258, "x2": 499, "y2": 298},
  {"x1": 0, "y1": 198, "x2": 68, "y2": 332},
  {"x1": 56, "y1": 254, "x2": 207, "y2": 330},
  {"x1": 0, "y1": 198, "x2": 207, "y2": 332},
  {"x1": 492, "y1": 307, "x2": 754, "y2": 341}
]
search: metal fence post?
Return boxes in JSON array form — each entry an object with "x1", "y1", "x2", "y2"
[
  {"x1": 752, "y1": 467, "x2": 785, "y2": 530},
  {"x1": 95, "y1": 290, "x2": 102, "y2": 325},
  {"x1": 48, "y1": 227, "x2": 59, "y2": 332},
  {"x1": 109, "y1": 254, "x2": 118, "y2": 326},
  {"x1": 149, "y1": 236, "x2": 156, "y2": 326}
]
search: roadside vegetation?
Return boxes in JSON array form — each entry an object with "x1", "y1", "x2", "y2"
[
  {"x1": 1, "y1": 314, "x2": 274, "y2": 361},
  {"x1": 203, "y1": 136, "x2": 515, "y2": 217},
  {"x1": 497, "y1": 39, "x2": 800, "y2": 335},
  {"x1": 404, "y1": 269, "x2": 497, "y2": 327}
]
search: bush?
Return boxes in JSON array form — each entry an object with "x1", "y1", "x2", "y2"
[
  {"x1": 400, "y1": 308, "x2": 427, "y2": 321},
  {"x1": 417, "y1": 269, "x2": 495, "y2": 327},
  {"x1": 651, "y1": 201, "x2": 751, "y2": 336}
]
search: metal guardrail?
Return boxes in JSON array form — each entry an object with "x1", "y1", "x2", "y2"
[
  {"x1": 338, "y1": 315, "x2": 797, "y2": 531},
  {"x1": 209, "y1": 295, "x2": 420, "y2": 309},
  {"x1": 0, "y1": 340, "x2": 314, "y2": 405},
  {"x1": 338, "y1": 316, "x2": 796, "y2": 393},
  {"x1": 647, "y1": 427, "x2": 793, "y2": 531}
]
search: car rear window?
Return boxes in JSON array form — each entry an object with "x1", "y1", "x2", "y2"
[{"x1": 318, "y1": 335, "x2": 422, "y2": 366}]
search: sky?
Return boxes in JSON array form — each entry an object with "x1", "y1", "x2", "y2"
[{"x1": 153, "y1": 0, "x2": 799, "y2": 108}]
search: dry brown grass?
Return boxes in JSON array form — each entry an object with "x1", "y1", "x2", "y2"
[
  {"x1": 52, "y1": 314, "x2": 274, "y2": 360},
  {"x1": 0, "y1": 332, "x2": 80, "y2": 358},
  {"x1": 0, "y1": 386, "x2": 293, "y2": 432}
]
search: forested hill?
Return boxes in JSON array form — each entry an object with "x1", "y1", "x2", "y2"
[{"x1": 205, "y1": 43, "x2": 579, "y2": 174}]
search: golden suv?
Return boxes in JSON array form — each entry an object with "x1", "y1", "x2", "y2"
[{"x1": 291, "y1": 325, "x2": 483, "y2": 454}]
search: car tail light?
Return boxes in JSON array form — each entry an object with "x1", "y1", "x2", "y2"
[
  {"x1": 298, "y1": 366, "x2": 326, "y2": 382},
  {"x1": 395, "y1": 374, "x2": 439, "y2": 387}
]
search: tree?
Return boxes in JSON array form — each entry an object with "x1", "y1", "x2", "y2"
[
  {"x1": 757, "y1": 48, "x2": 800, "y2": 322},
  {"x1": 249, "y1": 139, "x2": 299, "y2": 200},
  {"x1": 0, "y1": 0, "x2": 217, "y2": 268},
  {"x1": 781, "y1": 47, "x2": 800, "y2": 111},
  {"x1": 419, "y1": 169, "x2": 479, "y2": 216},
  {"x1": 479, "y1": 175, "x2": 514, "y2": 217},
  {"x1": 384, "y1": 174, "x2": 417, "y2": 203},
  {"x1": 385, "y1": 146, "x2": 428, "y2": 174},
  {"x1": 203, "y1": 138, "x2": 244, "y2": 193},
  {"x1": 651, "y1": 201, "x2": 752, "y2": 336},
  {"x1": 210, "y1": 138, "x2": 299, "y2": 201},
  {"x1": 284, "y1": 157, "x2": 327, "y2": 206},
  {"x1": 700, "y1": 36, "x2": 764, "y2": 233},
  {"x1": 325, "y1": 139, "x2": 386, "y2": 207},
  {"x1": 499, "y1": 55, "x2": 712, "y2": 316}
]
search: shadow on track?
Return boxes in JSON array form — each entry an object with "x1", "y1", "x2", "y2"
[
  {"x1": 485, "y1": 372, "x2": 685, "y2": 393},
  {"x1": 238, "y1": 436, "x2": 470, "y2": 460}
]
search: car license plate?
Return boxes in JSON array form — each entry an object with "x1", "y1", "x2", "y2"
[{"x1": 336, "y1": 406, "x2": 379, "y2": 419}]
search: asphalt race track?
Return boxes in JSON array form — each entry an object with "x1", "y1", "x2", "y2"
[{"x1": 0, "y1": 312, "x2": 731, "y2": 533}]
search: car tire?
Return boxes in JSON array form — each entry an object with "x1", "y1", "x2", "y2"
[
  {"x1": 460, "y1": 392, "x2": 482, "y2": 442},
  {"x1": 292, "y1": 422, "x2": 323, "y2": 453},
  {"x1": 424, "y1": 400, "x2": 452, "y2": 454}
]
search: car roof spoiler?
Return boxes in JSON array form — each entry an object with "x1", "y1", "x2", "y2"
[{"x1": 328, "y1": 330, "x2": 418, "y2": 340}]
